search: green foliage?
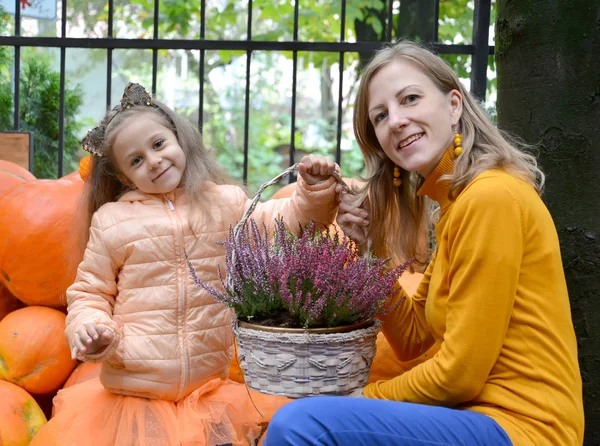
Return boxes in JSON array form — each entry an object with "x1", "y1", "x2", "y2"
[
  {"x1": 5, "y1": 1, "x2": 495, "y2": 181},
  {"x1": 0, "y1": 6, "x2": 12, "y2": 127},
  {"x1": 0, "y1": 7, "x2": 85, "y2": 178},
  {"x1": 20, "y1": 58, "x2": 85, "y2": 178}
]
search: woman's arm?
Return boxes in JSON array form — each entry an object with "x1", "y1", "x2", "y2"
[{"x1": 379, "y1": 260, "x2": 435, "y2": 362}]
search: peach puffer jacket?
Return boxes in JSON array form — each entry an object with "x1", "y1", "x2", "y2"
[{"x1": 65, "y1": 178, "x2": 337, "y2": 402}]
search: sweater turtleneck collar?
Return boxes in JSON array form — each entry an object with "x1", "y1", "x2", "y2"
[{"x1": 416, "y1": 146, "x2": 456, "y2": 210}]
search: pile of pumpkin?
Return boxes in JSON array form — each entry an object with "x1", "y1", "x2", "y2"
[{"x1": 0, "y1": 157, "x2": 433, "y2": 445}]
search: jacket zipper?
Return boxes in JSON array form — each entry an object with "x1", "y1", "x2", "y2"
[{"x1": 165, "y1": 195, "x2": 189, "y2": 400}]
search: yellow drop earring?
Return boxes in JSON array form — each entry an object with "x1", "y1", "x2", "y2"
[
  {"x1": 393, "y1": 165, "x2": 402, "y2": 187},
  {"x1": 453, "y1": 132, "x2": 463, "y2": 156}
]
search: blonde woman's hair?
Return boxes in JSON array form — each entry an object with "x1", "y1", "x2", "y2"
[
  {"x1": 75, "y1": 100, "x2": 231, "y2": 258},
  {"x1": 353, "y1": 40, "x2": 544, "y2": 267}
]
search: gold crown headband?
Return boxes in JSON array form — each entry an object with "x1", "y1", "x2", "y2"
[{"x1": 81, "y1": 82, "x2": 157, "y2": 157}]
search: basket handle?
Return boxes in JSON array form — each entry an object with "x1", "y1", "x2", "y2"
[{"x1": 232, "y1": 163, "x2": 352, "y2": 240}]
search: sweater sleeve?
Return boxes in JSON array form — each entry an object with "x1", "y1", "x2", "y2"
[
  {"x1": 244, "y1": 175, "x2": 338, "y2": 231},
  {"x1": 378, "y1": 259, "x2": 435, "y2": 362},
  {"x1": 65, "y1": 212, "x2": 122, "y2": 364},
  {"x1": 364, "y1": 179, "x2": 524, "y2": 406}
]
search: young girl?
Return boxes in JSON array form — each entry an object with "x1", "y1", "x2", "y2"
[
  {"x1": 32, "y1": 83, "x2": 340, "y2": 446},
  {"x1": 264, "y1": 41, "x2": 584, "y2": 445}
]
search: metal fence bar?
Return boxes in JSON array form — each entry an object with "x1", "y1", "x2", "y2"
[
  {"x1": 288, "y1": 0, "x2": 300, "y2": 181},
  {"x1": 57, "y1": 0, "x2": 68, "y2": 177},
  {"x1": 386, "y1": 0, "x2": 394, "y2": 42},
  {"x1": 106, "y1": 0, "x2": 114, "y2": 111},
  {"x1": 434, "y1": 0, "x2": 440, "y2": 41},
  {"x1": 0, "y1": 36, "x2": 493, "y2": 55},
  {"x1": 151, "y1": 0, "x2": 159, "y2": 96},
  {"x1": 13, "y1": 0, "x2": 20, "y2": 131},
  {"x1": 335, "y1": 0, "x2": 347, "y2": 166},
  {"x1": 242, "y1": 0, "x2": 253, "y2": 184},
  {"x1": 0, "y1": 2, "x2": 494, "y2": 179},
  {"x1": 198, "y1": 0, "x2": 206, "y2": 132},
  {"x1": 470, "y1": 0, "x2": 491, "y2": 101}
]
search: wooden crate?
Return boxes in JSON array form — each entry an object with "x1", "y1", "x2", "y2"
[{"x1": 0, "y1": 132, "x2": 33, "y2": 172}]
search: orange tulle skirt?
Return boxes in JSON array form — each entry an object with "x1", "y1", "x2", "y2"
[{"x1": 31, "y1": 377, "x2": 290, "y2": 446}]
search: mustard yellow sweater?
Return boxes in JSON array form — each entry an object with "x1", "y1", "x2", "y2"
[{"x1": 364, "y1": 149, "x2": 584, "y2": 445}]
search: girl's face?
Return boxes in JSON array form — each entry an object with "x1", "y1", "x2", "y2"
[
  {"x1": 112, "y1": 112, "x2": 186, "y2": 194},
  {"x1": 367, "y1": 59, "x2": 462, "y2": 178}
]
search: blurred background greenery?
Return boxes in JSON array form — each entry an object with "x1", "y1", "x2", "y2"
[{"x1": 0, "y1": 0, "x2": 496, "y2": 197}]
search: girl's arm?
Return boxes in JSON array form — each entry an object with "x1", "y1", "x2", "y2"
[
  {"x1": 65, "y1": 212, "x2": 122, "y2": 363},
  {"x1": 246, "y1": 155, "x2": 339, "y2": 231},
  {"x1": 364, "y1": 179, "x2": 523, "y2": 406}
]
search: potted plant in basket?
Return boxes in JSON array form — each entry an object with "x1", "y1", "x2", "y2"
[{"x1": 187, "y1": 216, "x2": 413, "y2": 398}]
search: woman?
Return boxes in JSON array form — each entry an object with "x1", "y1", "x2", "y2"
[{"x1": 263, "y1": 41, "x2": 584, "y2": 446}]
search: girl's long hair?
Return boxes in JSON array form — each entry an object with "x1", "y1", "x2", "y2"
[
  {"x1": 75, "y1": 101, "x2": 231, "y2": 259},
  {"x1": 353, "y1": 40, "x2": 544, "y2": 267}
]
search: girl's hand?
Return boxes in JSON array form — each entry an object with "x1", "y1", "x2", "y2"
[
  {"x1": 298, "y1": 154, "x2": 339, "y2": 186},
  {"x1": 336, "y1": 184, "x2": 370, "y2": 253},
  {"x1": 348, "y1": 387, "x2": 365, "y2": 398},
  {"x1": 71, "y1": 323, "x2": 114, "y2": 359}
]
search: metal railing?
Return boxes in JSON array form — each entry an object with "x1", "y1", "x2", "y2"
[{"x1": 0, "y1": 0, "x2": 493, "y2": 178}]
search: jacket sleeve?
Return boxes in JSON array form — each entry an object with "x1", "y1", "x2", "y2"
[
  {"x1": 363, "y1": 180, "x2": 523, "y2": 406},
  {"x1": 242, "y1": 175, "x2": 338, "y2": 231},
  {"x1": 65, "y1": 212, "x2": 122, "y2": 364}
]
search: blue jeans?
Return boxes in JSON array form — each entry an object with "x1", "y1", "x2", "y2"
[{"x1": 263, "y1": 397, "x2": 512, "y2": 445}]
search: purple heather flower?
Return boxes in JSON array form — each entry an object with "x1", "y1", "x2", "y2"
[{"x1": 188, "y1": 217, "x2": 413, "y2": 328}]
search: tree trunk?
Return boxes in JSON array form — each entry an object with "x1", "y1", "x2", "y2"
[
  {"x1": 397, "y1": 0, "x2": 436, "y2": 42},
  {"x1": 354, "y1": 6, "x2": 388, "y2": 71},
  {"x1": 496, "y1": 1, "x2": 600, "y2": 444}
]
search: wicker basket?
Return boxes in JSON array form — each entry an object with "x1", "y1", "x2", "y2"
[
  {"x1": 234, "y1": 318, "x2": 380, "y2": 398},
  {"x1": 229, "y1": 164, "x2": 380, "y2": 398}
]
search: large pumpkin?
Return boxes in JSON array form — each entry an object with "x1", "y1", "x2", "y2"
[
  {"x1": 0, "y1": 380, "x2": 47, "y2": 445},
  {"x1": 0, "y1": 172, "x2": 85, "y2": 307},
  {"x1": 51, "y1": 361, "x2": 102, "y2": 417},
  {"x1": 0, "y1": 306, "x2": 76, "y2": 395},
  {"x1": 0, "y1": 160, "x2": 35, "y2": 197}
]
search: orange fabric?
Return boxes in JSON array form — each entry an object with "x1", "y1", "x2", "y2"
[
  {"x1": 368, "y1": 272, "x2": 437, "y2": 383},
  {"x1": 33, "y1": 377, "x2": 288, "y2": 446}
]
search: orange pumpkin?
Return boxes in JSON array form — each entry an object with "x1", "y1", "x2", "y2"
[
  {"x1": 0, "y1": 380, "x2": 47, "y2": 445},
  {"x1": 50, "y1": 361, "x2": 102, "y2": 417},
  {"x1": 0, "y1": 160, "x2": 35, "y2": 197},
  {"x1": 0, "y1": 281, "x2": 25, "y2": 321},
  {"x1": 0, "y1": 306, "x2": 76, "y2": 395},
  {"x1": 62, "y1": 361, "x2": 101, "y2": 389},
  {"x1": 0, "y1": 173, "x2": 85, "y2": 307}
]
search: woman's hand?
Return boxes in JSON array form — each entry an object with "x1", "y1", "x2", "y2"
[
  {"x1": 71, "y1": 323, "x2": 114, "y2": 359},
  {"x1": 298, "y1": 154, "x2": 340, "y2": 186},
  {"x1": 336, "y1": 184, "x2": 370, "y2": 253}
]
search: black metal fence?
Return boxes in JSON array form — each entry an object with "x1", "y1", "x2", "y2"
[{"x1": 0, "y1": 0, "x2": 493, "y2": 179}]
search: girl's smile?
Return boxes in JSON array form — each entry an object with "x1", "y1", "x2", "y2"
[{"x1": 112, "y1": 112, "x2": 186, "y2": 194}]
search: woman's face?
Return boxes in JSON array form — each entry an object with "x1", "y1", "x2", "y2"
[{"x1": 367, "y1": 59, "x2": 462, "y2": 178}]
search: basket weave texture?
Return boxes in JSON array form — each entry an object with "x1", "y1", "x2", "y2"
[{"x1": 234, "y1": 319, "x2": 380, "y2": 398}]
